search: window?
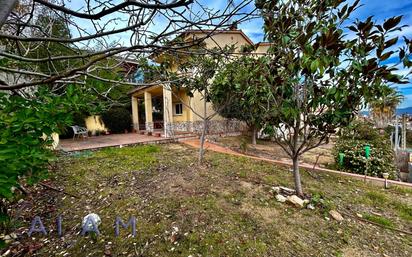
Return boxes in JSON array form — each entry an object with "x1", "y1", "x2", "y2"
[{"x1": 174, "y1": 103, "x2": 183, "y2": 115}]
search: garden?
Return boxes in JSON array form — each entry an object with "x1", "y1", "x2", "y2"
[
  {"x1": 1, "y1": 144, "x2": 412, "y2": 256},
  {"x1": 1, "y1": 0, "x2": 412, "y2": 256}
]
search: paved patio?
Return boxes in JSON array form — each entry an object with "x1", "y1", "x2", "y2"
[{"x1": 58, "y1": 133, "x2": 172, "y2": 152}]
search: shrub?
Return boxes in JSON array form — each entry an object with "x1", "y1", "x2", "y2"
[
  {"x1": 333, "y1": 121, "x2": 397, "y2": 178},
  {"x1": 101, "y1": 107, "x2": 132, "y2": 133},
  {"x1": 0, "y1": 86, "x2": 89, "y2": 199}
]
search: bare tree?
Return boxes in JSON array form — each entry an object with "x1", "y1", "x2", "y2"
[{"x1": 0, "y1": 0, "x2": 256, "y2": 97}]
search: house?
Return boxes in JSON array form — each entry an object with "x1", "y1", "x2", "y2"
[{"x1": 129, "y1": 29, "x2": 270, "y2": 137}]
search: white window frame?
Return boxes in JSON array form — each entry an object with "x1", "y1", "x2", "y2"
[{"x1": 174, "y1": 103, "x2": 183, "y2": 116}]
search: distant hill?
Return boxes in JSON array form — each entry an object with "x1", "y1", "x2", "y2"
[
  {"x1": 396, "y1": 107, "x2": 412, "y2": 115},
  {"x1": 361, "y1": 107, "x2": 412, "y2": 116}
]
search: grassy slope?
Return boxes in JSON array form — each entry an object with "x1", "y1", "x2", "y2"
[{"x1": 16, "y1": 144, "x2": 412, "y2": 256}]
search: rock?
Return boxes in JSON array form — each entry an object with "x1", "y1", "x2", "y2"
[
  {"x1": 286, "y1": 195, "x2": 304, "y2": 207},
  {"x1": 271, "y1": 186, "x2": 281, "y2": 194},
  {"x1": 275, "y1": 194, "x2": 287, "y2": 203},
  {"x1": 306, "y1": 204, "x2": 315, "y2": 210},
  {"x1": 356, "y1": 213, "x2": 363, "y2": 218},
  {"x1": 279, "y1": 186, "x2": 295, "y2": 194},
  {"x1": 371, "y1": 211, "x2": 382, "y2": 216},
  {"x1": 329, "y1": 210, "x2": 344, "y2": 221}
]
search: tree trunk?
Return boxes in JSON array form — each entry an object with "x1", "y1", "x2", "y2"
[
  {"x1": 251, "y1": 125, "x2": 257, "y2": 145},
  {"x1": 292, "y1": 156, "x2": 303, "y2": 196},
  {"x1": 0, "y1": 0, "x2": 18, "y2": 27},
  {"x1": 198, "y1": 119, "x2": 207, "y2": 165},
  {"x1": 198, "y1": 98, "x2": 208, "y2": 165}
]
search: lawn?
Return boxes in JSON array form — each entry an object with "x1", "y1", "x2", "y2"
[{"x1": 4, "y1": 143, "x2": 412, "y2": 256}]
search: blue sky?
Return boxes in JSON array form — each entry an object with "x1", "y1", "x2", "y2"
[{"x1": 68, "y1": 0, "x2": 412, "y2": 107}]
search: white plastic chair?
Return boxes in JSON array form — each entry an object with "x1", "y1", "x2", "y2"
[{"x1": 71, "y1": 125, "x2": 88, "y2": 140}]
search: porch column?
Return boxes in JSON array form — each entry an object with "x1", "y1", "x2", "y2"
[
  {"x1": 163, "y1": 86, "x2": 173, "y2": 137},
  {"x1": 144, "y1": 91, "x2": 153, "y2": 132},
  {"x1": 131, "y1": 95, "x2": 139, "y2": 131}
]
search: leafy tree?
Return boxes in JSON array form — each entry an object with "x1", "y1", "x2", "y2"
[
  {"x1": 85, "y1": 58, "x2": 135, "y2": 108},
  {"x1": 101, "y1": 107, "x2": 132, "y2": 133},
  {"x1": 32, "y1": 12, "x2": 76, "y2": 76},
  {"x1": 167, "y1": 49, "x2": 229, "y2": 164},
  {"x1": 211, "y1": 55, "x2": 272, "y2": 144},
  {"x1": 369, "y1": 85, "x2": 404, "y2": 128},
  {"x1": 256, "y1": 0, "x2": 411, "y2": 196},
  {"x1": 0, "y1": 86, "x2": 92, "y2": 199}
]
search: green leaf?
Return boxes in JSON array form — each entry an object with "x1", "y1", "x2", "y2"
[{"x1": 383, "y1": 16, "x2": 402, "y2": 31}]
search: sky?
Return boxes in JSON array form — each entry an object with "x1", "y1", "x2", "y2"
[{"x1": 67, "y1": 0, "x2": 412, "y2": 108}]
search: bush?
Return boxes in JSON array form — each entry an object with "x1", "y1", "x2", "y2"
[
  {"x1": 0, "y1": 86, "x2": 89, "y2": 199},
  {"x1": 333, "y1": 121, "x2": 397, "y2": 178},
  {"x1": 101, "y1": 107, "x2": 132, "y2": 133}
]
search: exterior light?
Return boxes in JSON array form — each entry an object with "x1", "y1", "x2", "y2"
[{"x1": 382, "y1": 172, "x2": 389, "y2": 189}]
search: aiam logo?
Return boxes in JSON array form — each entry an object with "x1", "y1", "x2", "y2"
[{"x1": 28, "y1": 213, "x2": 136, "y2": 237}]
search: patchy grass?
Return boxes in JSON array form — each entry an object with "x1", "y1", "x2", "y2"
[
  {"x1": 363, "y1": 214, "x2": 395, "y2": 228},
  {"x1": 363, "y1": 191, "x2": 388, "y2": 206},
  {"x1": 393, "y1": 202, "x2": 412, "y2": 221},
  {"x1": 4, "y1": 143, "x2": 412, "y2": 257}
]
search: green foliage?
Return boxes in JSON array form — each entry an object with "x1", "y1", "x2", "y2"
[
  {"x1": 178, "y1": 49, "x2": 227, "y2": 97},
  {"x1": 211, "y1": 56, "x2": 271, "y2": 129},
  {"x1": 253, "y1": 0, "x2": 411, "y2": 194},
  {"x1": 0, "y1": 86, "x2": 90, "y2": 199},
  {"x1": 85, "y1": 58, "x2": 134, "y2": 106},
  {"x1": 31, "y1": 13, "x2": 76, "y2": 75},
  {"x1": 334, "y1": 121, "x2": 396, "y2": 178},
  {"x1": 392, "y1": 201, "x2": 412, "y2": 221},
  {"x1": 101, "y1": 107, "x2": 132, "y2": 133}
]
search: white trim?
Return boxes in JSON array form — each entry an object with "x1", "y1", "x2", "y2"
[{"x1": 173, "y1": 102, "x2": 183, "y2": 116}]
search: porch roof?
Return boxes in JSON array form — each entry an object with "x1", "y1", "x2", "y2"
[{"x1": 128, "y1": 84, "x2": 163, "y2": 96}]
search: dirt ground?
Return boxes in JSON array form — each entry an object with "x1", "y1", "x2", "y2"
[
  {"x1": 1, "y1": 143, "x2": 411, "y2": 257},
  {"x1": 213, "y1": 135, "x2": 336, "y2": 168}
]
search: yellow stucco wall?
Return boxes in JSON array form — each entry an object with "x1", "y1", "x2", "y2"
[
  {"x1": 254, "y1": 44, "x2": 271, "y2": 54},
  {"x1": 84, "y1": 115, "x2": 107, "y2": 132},
  {"x1": 188, "y1": 90, "x2": 224, "y2": 122},
  {"x1": 202, "y1": 33, "x2": 250, "y2": 51},
  {"x1": 172, "y1": 89, "x2": 191, "y2": 122}
]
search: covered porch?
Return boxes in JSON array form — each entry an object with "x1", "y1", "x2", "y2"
[{"x1": 130, "y1": 85, "x2": 193, "y2": 138}]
